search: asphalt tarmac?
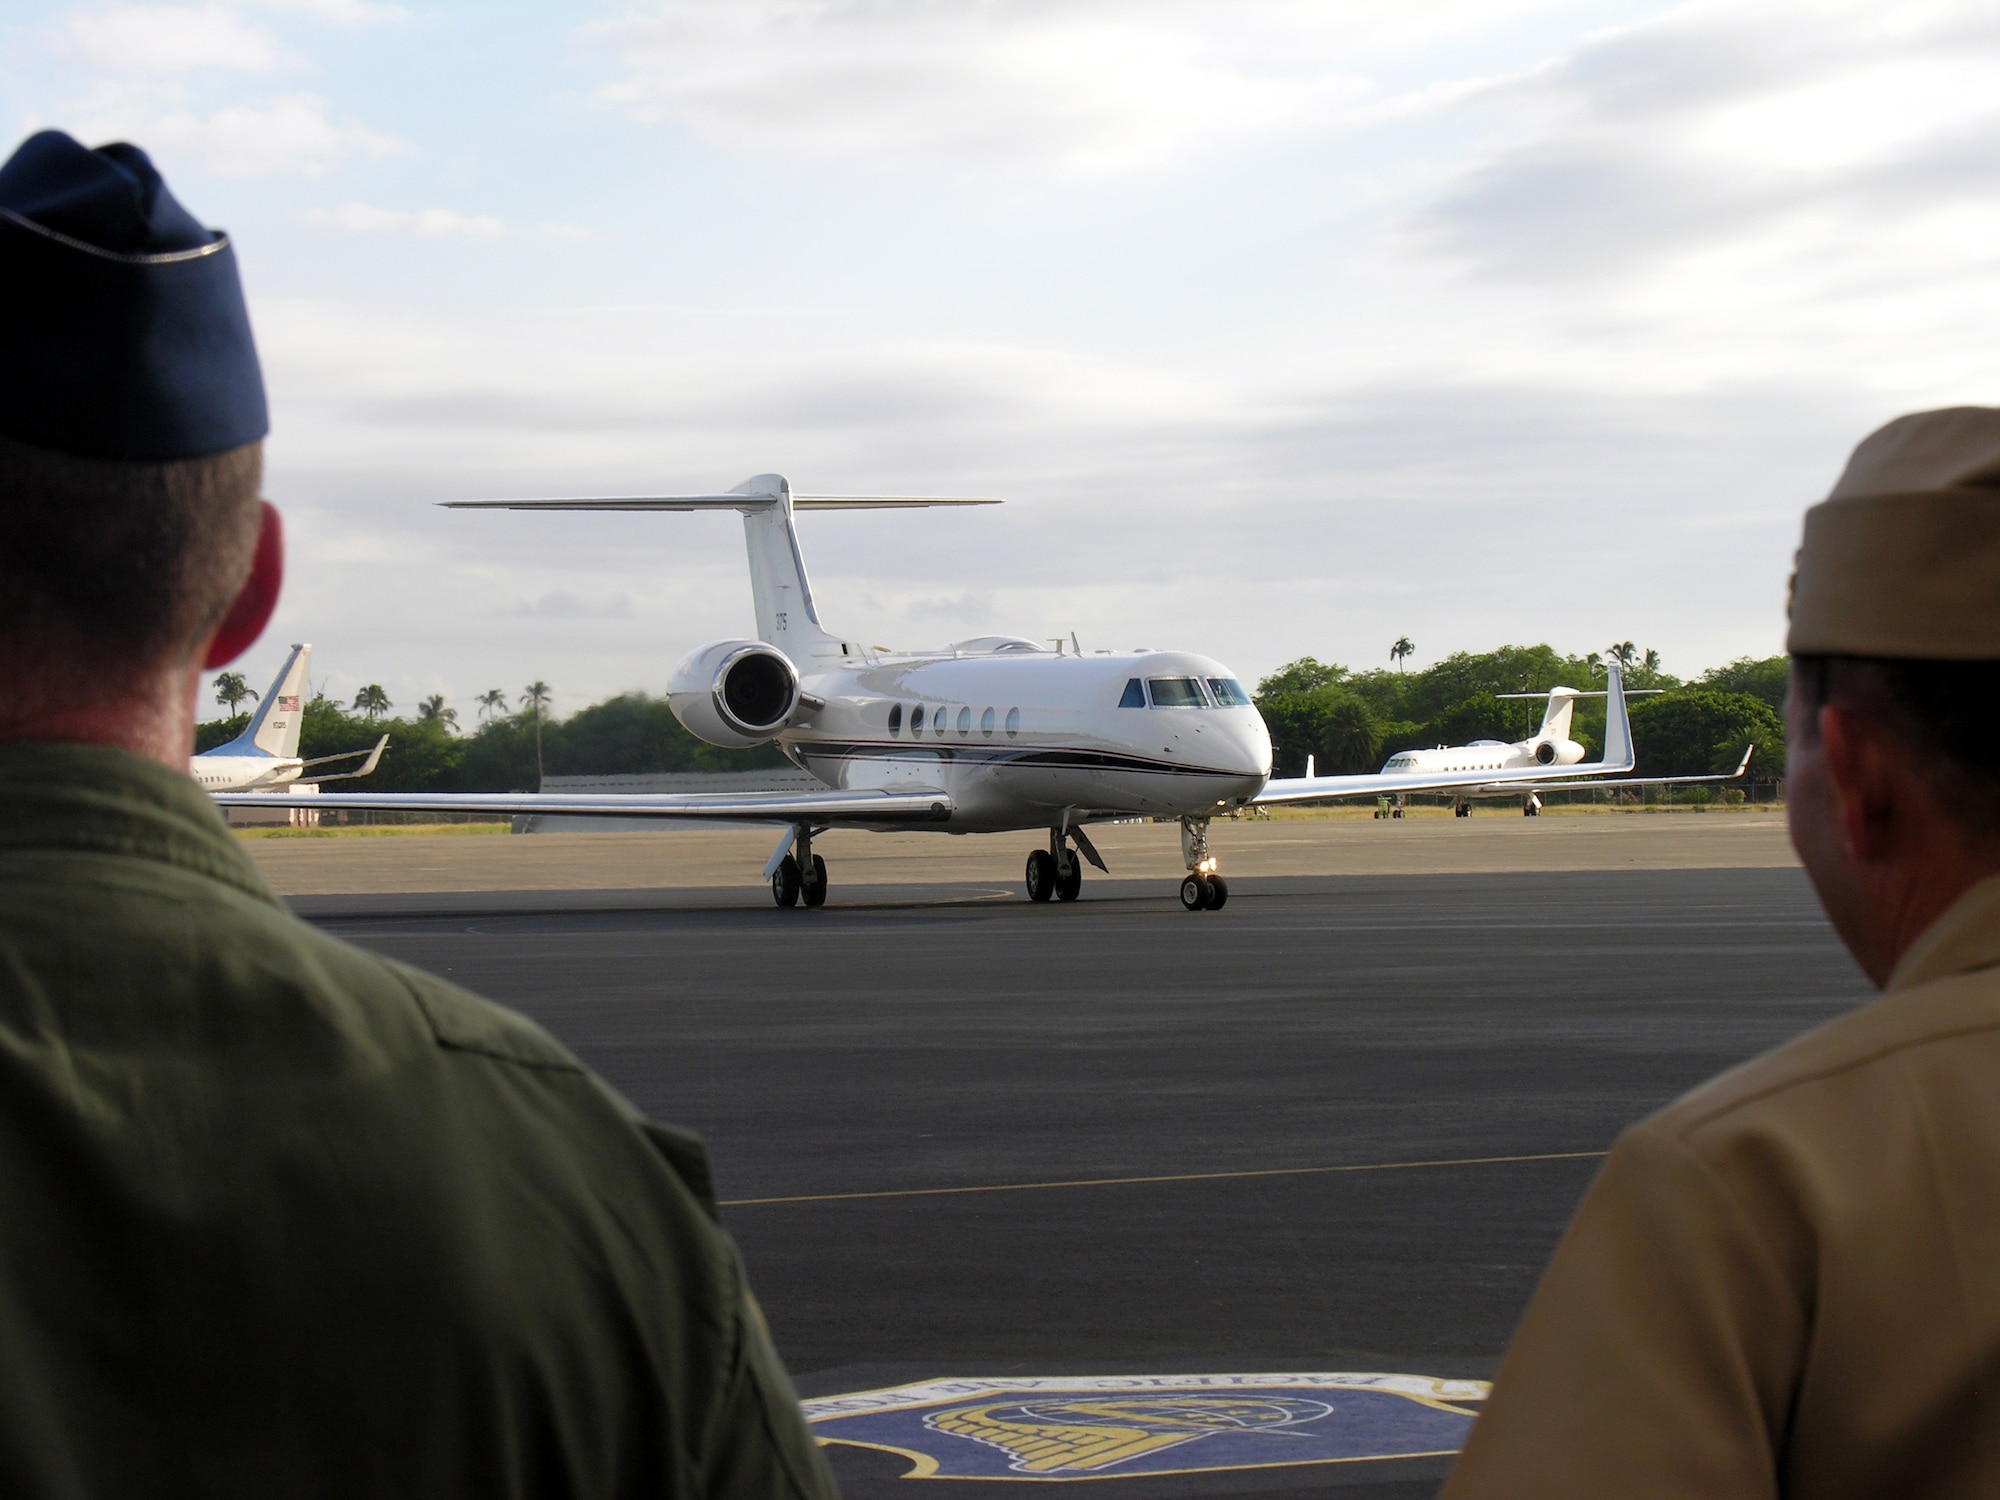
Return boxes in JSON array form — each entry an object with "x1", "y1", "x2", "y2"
[{"x1": 299, "y1": 865, "x2": 1872, "y2": 1498}]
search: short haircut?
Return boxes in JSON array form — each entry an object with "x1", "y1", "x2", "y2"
[
  {"x1": 0, "y1": 432, "x2": 262, "y2": 681},
  {"x1": 1792, "y1": 654, "x2": 2000, "y2": 840}
]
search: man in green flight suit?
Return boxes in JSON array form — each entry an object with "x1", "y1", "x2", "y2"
[{"x1": 0, "y1": 130, "x2": 838, "y2": 1499}]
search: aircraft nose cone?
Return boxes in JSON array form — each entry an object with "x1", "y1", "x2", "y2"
[{"x1": 1229, "y1": 716, "x2": 1274, "y2": 784}]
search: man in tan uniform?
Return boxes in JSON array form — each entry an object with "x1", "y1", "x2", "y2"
[
  {"x1": 1440, "y1": 406, "x2": 2000, "y2": 1498},
  {"x1": 0, "y1": 130, "x2": 836, "y2": 1497}
]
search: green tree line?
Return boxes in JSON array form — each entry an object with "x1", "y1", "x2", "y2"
[
  {"x1": 1254, "y1": 646, "x2": 1787, "y2": 780},
  {"x1": 198, "y1": 648, "x2": 1791, "y2": 794},
  {"x1": 195, "y1": 689, "x2": 788, "y2": 793}
]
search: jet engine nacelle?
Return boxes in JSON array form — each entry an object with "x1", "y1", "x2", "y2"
[
  {"x1": 1533, "y1": 739, "x2": 1585, "y2": 766},
  {"x1": 668, "y1": 640, "x2": 801, "y2": 748}
]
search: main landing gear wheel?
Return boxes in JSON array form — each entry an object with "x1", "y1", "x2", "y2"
[
  {"x1": 1026, "y1": 849, "x2": 1057, "y2": 903},
  {"x1": 1056, "y1": 854, "x2": 1082, "y2": 903},
  {"x1": 772, "y1": 854, "x2": 802, "y2": 908},
  {"x1": 1205, "y1": 874, "x2": 1229, "y2": 910},
  {"x1": 801, "y1": 853, "x2": 829, "y2": 909}
]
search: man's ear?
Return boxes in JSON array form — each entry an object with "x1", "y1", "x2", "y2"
[
  {"x1": 1819, "y1": 701, "x2": 1898, "y2": 860},
  {"x1": 203, "y1": 502, "x2": 284, "y2": 670}
]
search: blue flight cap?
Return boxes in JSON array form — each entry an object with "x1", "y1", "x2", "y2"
[{"x1": 0, "y1": 130, "x2": 267, "y2": 461}]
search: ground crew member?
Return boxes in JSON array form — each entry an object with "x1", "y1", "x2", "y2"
[
  {"x1": 0, "y1": 129, "x2": 836, "y2": 1498},
  {"x1": 1440, "y1": 406, "x2": 2000, "y2": 1498}
]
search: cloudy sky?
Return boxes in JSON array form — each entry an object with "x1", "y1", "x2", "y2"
[{"x1": 6, "y1": 0, "x2": 1998, "y2": 715}]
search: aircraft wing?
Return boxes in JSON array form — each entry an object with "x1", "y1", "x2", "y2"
[
  {"x1": 297, "y1": 734, "x2": 390, "y2": 785},
  {"x1": 1254, "y1": 762, "x2": 1645, "y2": 806},
  {"x1": 1491, "y1": 746, "x2": 1756, "y2": 794},
  {"x1": 210, "y1": 785, "x2": 953, "y2": 826}
]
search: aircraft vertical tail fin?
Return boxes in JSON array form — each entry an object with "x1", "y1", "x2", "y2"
[
  {"x1": 1600, "y1": 664, "x2": 1634, "y2": 771},
  {"x1": 246, "y1": 643, "x2": 311, "y2": 759},
  {"x1": 734, "y1": 475, "x2": 845, "y2": 661},
  {"x1": 1537, "y1": 689, "x2": 1579, "y2": 744}
]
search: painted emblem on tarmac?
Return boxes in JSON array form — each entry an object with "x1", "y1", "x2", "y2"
[{"x1": 804, "y1": 1373, "x2": 1488, "y2": 1481}]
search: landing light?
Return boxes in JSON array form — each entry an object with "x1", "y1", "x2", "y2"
[{"x1": 1196, "y1": 857, "x2": 1218, "y2": 874}]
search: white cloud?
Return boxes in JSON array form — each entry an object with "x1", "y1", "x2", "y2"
[
  {"x1": 509, "y1": 592, "x2": 637, "y2": 621},
  {"x1": 1365, "y1": 0, "x2": 2000, "y2": 410},
  {"x1": 1418, "y1": 2, "x2": 2000, "y2": 278},
  {"x1": 580, "y1": 0, "x2": 1566, "y2": 176},
  {"x1": 79, "y1": 1, "x2": 1993, "y2": 707},
  {"x1": 128, "y1": 93, "x2": 402, "y2": 176},
  {"x1": 240, "y1": 0, "x2": 409, "y2": 22},
  {"x1": 305, "y1": 201, "x2": 504, "y2": 236},
  {"x1": 56, "y1": 4, "x2": 283, "y2": 73},
  {"x1": 248, "y1": 294, "x2": 1845, "y2": 706},
  {"x1": 535, "y1": 221, "x2": 604, "y2": 243}
]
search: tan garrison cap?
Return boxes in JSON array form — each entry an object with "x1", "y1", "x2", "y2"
[{"x1": 1788, "y1": 406, "x2": 2000, "y2": 659}]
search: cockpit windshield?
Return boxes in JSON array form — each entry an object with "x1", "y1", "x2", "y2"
[
  {"x1": 1206, "y1": 678, "x2": 1251, "y2": 707},
  {"x1": 1147, "y1": 677, "x2": 1207, "y2": 708}
]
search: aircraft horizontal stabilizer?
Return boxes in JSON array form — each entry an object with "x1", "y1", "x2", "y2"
[
  {"x1": 442, "y1": 496, "x2": 1001, "y2": 512},
  {"x1": 793, "y1": 496, "x2": 1002, "y2": 509},
  {"x1": 1493, "y1": 689, "x2": 1664, "y2": 699}
]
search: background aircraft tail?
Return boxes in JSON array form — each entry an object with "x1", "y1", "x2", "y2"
[
  {"x1": 248, "y1": 643, "x2": 311, "y2": 757},
  {"x1": 1498, "y1": 672, "x2": 1638, "y2": 767},
  {"x1": 1601, "y1": 664, "x2": 1633, "y2": 770},
  {"x1": 206, "y1": 643, "x2": 311, "y2": 760},
  {"x1": 1536, "y1": 688, "x2": 1580, "y2": 744}
]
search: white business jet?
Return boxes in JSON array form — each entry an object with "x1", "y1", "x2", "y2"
[
  {"x1": 1280, "y1": 692, "x2": 1752, "y2": 824},
  {"x1": 192, "y1": 643, "x2": 388, "y2": 791},
  {"x1": 212, "y1": 478, "x2": 1708, "y2": 911}
]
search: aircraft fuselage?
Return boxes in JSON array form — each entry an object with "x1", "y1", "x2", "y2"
[
  {"x1": 776, "y1": 647, "x2": 1273, "y2": 832},
  {"x1": 191, "y1": 755, "x2": 305, "y2": 791}
]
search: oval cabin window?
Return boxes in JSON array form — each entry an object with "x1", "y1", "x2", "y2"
[
  {"x1": 911, "y1": 705, "x2": 925, "y2": 732},
  {"x1": 980, "y1": 707, "x2": 995, "y2": 736},
  {"x1": 888, "y1": 703, "x2": 903, "y2": 735},
  {"x1": 956, "y1": 707, "x2": 971, "y2": 736},
  {"x1": 1005, "y1": 707, "x2": 1021, "y2": 737}
]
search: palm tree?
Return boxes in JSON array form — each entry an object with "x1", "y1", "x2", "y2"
[
  {"x1": 352, "y1": 684, "x2": 392, "y2": 722},
  {"x1": 417, "y1": 693, "x2": 459, "y2": 733},
  {"x1": 1606, "y1": 641, "x2": 1638, "y2": 671},
  {"x1": 520, "y1": 681, "x2": 552, "y2": 783},
  {"x1": 1390, "y1": 637, "x2": 1415, "y2": 673},
  {"x1": 1642, "y1": 648, "x2": 1661, "y2": 673},
  {"x1": 477, "y1": 688, "x2": 509, "y2": 722},
  {"x1": 214, "y1": 671, "x2": 257, "y2": 713}
]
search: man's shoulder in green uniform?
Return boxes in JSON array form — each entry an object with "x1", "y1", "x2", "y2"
[{"x1": 0, "y1": 743, "x2": 836, "y2": 1499}]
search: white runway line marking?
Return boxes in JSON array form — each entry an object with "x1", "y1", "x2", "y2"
[{"x1": 720, "y1": 1149, "x2": 1608, "y2": 1208}]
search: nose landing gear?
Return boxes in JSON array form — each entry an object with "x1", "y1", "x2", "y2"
[{"x1": 1177, "y1": 816, "x2": 1229, "y2": 911}]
